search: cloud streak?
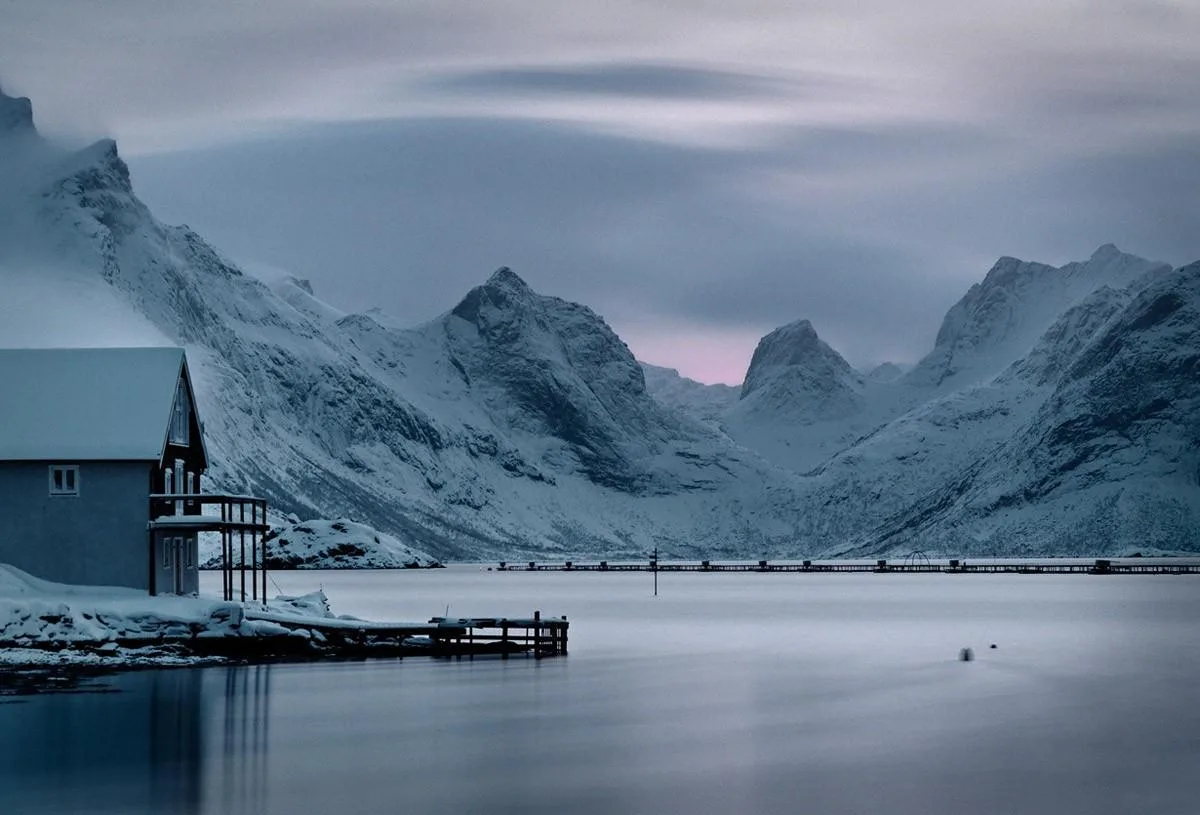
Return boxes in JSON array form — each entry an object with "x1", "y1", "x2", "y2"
[
  {"x1": 423, "y1": 63, "x2": 826, "y2": 102},
  {"x1": 2, "y1": 0, "x2": 1199, "y2": 382}
]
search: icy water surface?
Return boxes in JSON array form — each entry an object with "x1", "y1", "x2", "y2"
[{"x1": 3, "y1": 568, "x2": 1199, "y2": 814}]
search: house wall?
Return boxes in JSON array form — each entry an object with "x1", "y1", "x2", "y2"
[{"x1": 0, "y1": 461, "x2": 155, "y2": 590}]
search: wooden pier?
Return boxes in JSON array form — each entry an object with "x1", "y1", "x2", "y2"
[
  {"x1": 494, "y1": 558, "x2": 1200, "y2": 576},
  {"x1": 0, "y1": 611, "x2": 569, "y2": 668},
  {"x1": 426, "y1": 612, "x2": 568, "y2": 658}
]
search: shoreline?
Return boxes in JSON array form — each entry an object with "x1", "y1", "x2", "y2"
[{"x1": 0, "y1": 634, "x2": 552, "y2": 696}]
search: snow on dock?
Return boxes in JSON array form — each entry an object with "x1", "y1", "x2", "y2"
[{"x1": 0, "y1": 564, "x2": 566, "y2": 673}]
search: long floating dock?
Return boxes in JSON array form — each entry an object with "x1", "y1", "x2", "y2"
[{"x1": 495, "y1": 558, "x2": 1200, "y2": 575}]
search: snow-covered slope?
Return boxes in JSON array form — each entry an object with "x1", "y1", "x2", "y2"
[
  {"x1": 934, "y1": 263, "x2": 1200, "y2": 555},
  {"x1": 905, "y1": 245, "x2": 1170, "y2": 391},
  {"x1": 2, "y1": 86, "x2": 1196, "y2": 559},
  {"x1": 639, "y1": 363, "x2": 739, "y2": 429}
]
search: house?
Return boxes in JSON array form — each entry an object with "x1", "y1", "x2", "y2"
[{"x1": 0, "y1": 347, "x2": 267, "y2": 596}]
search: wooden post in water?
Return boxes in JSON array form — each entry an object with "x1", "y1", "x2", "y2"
[
  {"x1": 239, "y1": 502, "x2": 247, "y2": 602},
  {"x1": 250, "y1": 502, "x2": 258, "y2": 603},
  {"x1": 259, "y1": 500, "x2": 268, "y2": 605},
  {"x1": 220, "y1": 501, "x2": 228, "y2": 601},
  {"x1": 533, "y1": 610, "x2": 541, "y2": 659},
  {"x1": 561, "y1": 615, "x2": 568, "y2": 655},
  {"x1": 653, "y1": 546, "x2": 658, "y2": 597}
]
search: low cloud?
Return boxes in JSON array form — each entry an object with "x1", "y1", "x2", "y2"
[{"x1": 4, "y1": 0, "x2": 1200, "y2": 381}]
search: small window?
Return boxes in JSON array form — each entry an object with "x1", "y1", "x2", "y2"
[
  {"x1": 162, "y1": 539, "x2": 172, "y2": 569},
  {"x1": 49, "y1": 465, "x2": 80, "y2": 497},
  {"x1": 169, "y1": 380, "x2": 190, "y2": 445},
  {"x1": 185, "y1": 537, "x2": 193, "y2": 568}
]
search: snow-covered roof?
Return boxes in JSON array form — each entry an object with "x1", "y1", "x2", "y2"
[{"x1": 0, "y1": 347, "x2": 194, "y2": 461}]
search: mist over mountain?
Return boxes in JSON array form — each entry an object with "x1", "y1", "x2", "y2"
[{"x1": 2, "y1": 87, "x2": 1197, "y2": 559}]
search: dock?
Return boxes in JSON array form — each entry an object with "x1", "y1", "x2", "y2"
[
  {"x1": 0, "y1": 611, "x2": 569, "y2": 667},
  {"x1": 494, "y1": 558, "x2": 1200, "y2": 575},
  {"x1": 193, "y1": 609, "x2": 569, "y2": 660}
]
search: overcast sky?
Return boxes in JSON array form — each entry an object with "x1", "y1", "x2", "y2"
[{"x1": 3, "y1": 1, "x2": 1199, "y2": 383}]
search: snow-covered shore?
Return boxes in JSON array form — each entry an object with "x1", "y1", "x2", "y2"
[{"x1": 0, "y1": 564, "x2": 353, "y2": 674}]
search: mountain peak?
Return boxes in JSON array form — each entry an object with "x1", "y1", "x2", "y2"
[
  {"x1": 55, "y1": 137, "x2": 135, "y2": 201},
  {"x1": 451, "y1": 267, "x2": 538, "y2": 328},
  {"x1": 1074, "y1": 243, "x2": 1164, "y2": 276},
  {"x1": 741, "y1": 319, "x2": 856, "y2": 400},
  {"x1": 778, "y1": 318, "x2": 818, "y2": 339},
  {"x1": 913, "y1": 246, "x2": 1166, "y2": 390},
  {"x1": 746, "y1": 320, "x2": 830, "y2": 369},
  {"x1": 0, "y1": 85, "x2": 37, "y2": 137},
  {"x1": 485, "y1": 266, "x2": 531, "y2": 292}
]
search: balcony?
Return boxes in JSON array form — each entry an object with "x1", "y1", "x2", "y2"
[{"x1": 150, "y1": 493, "x2": 270, "y2": 603}]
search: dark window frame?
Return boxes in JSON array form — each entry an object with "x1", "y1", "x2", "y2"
[
  {"x1": 168, "y1": 380, "x2": 190, "y2": 446},
  {"x1": 48, "y1": 464, "x2": 80, "y2": 497}
]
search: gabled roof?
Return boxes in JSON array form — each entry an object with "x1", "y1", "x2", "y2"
[{"x1": 0, "y1": 347, "x2": 202, "y2": 462}]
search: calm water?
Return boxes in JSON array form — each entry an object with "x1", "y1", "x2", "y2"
[{"x1": 2, "y1": 568, "x2": 1198, "y2": 815}]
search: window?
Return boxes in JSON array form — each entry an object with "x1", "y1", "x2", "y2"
[
  {"x1": 169, "y1": 379, "x2": 190, "y2": 445},
  {"x1": 162, "y1": 538, "x2": 172, "y2": 568},
  {"x1": 185, "y1": 537, "x2": 193, "y2": 568},
  {"x1": 49, "y1": 465, "x2": 80, "y2": 497}
]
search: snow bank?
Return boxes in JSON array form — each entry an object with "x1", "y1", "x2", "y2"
[
  {"x1": 0, "y1": 563, "x2": 336, "y2": 669},
  {"x1": 251, "y1": 519, "x2": 443, "y2": 569}
]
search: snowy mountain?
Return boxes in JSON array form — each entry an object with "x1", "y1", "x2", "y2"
[
  {"x1": 822, "y1": 263, "x2": 1200, "y2": 556},
  {"x1": 738, "y1": 320, "x2": 864, "y2": 419},
  {"x1": 1, "y1": 87, "x2": 815, "y2": 562},
  {"x1": 905, "y1": 245, "x2": 1170, "y2": 391},
  {"x1": 2, "y1": 86, "x2": 1197, "y2": 559},
  {"x1": 718, "y1": 319, "x2": 872, "y2": 471},
  {"x1": 641, "y1": 256, "x2": 1198, "y2": 556}
]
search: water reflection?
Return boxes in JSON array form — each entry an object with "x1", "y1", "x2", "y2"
[
  {"x1": 0, "y1": 668, "x2": 205, "y2": 814},
  {"x1": 217, "y1": 665, "x2": 271, "y2": 815},
  {"x1": 3, "y1": 573, "x2": 1199, "y2": 815}
]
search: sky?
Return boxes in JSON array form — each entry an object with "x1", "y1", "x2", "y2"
[{"x1": 2, "y1": 0, "x2": 1199, "y2": 384}]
